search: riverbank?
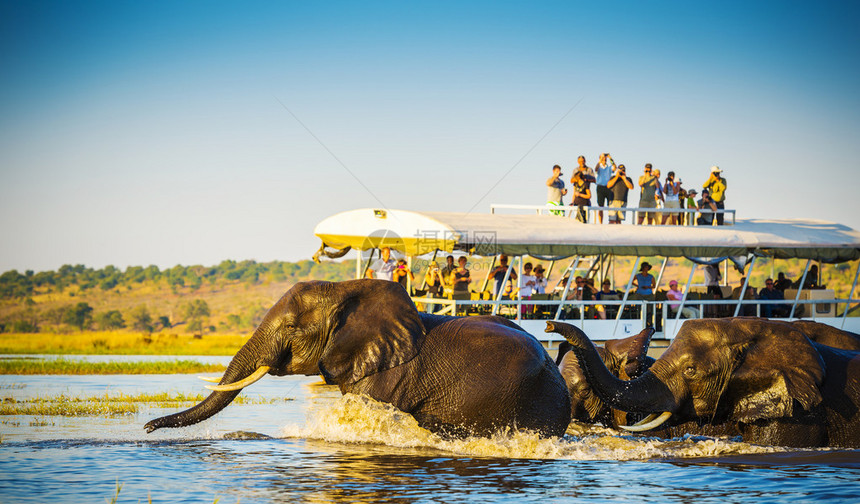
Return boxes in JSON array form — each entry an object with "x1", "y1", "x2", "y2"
[{"x1": 0, "y1": 331, "x2": 246, "y2": 355}]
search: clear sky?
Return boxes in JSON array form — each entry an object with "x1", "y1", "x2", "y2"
[{"x1": 1, "y1": 0, "x2": 858, "y2": 273}]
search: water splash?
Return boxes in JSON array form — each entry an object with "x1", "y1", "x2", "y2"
[{"x1": 281, "y1": 393, "x2": 781, "y2": 461}]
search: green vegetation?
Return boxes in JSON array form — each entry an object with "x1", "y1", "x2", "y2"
[
  {"x1": 0, "y1": 259, "x2": 354, "y2": 337},
  {"x1": 0, "y1": 391, "x2": 293, "y2": 416},
  {"x1": 0, "y1": 358, "x2": 226, "y2": 375}
]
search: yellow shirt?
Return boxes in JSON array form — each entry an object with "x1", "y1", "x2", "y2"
[{"x1": 705, "y1": 177, "x2": 727, "y2": 202}]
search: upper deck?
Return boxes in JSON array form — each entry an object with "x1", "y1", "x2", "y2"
[{"x1": 313, "y1": 205, "x2": 860, "y2": 346}]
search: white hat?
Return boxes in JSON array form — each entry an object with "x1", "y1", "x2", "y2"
[{"x1": 710, "y1": 166, "x2": 722, "y2": 173}]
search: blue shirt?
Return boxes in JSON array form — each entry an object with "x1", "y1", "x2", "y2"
[
  {"x1": 635, "y1": 273, "x2": 655, "y2": 295},
  {"x1": 595, "y1": 161, "x2": 615, "y2": 186}
]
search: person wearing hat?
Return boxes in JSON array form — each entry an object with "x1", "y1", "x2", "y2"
[
  {"x1": 703, "y1": 166, "x2": 727, "y2": 225},
  {"x1": 533, "y1": 265, "x2": 547, "y2": 294},
  {"x1": 684, "y1": 189, "x2": 698, "y2": 225},
  {"x1": 697, "y1": 188, "x2": 718, "y2": 226},
  {"x1": 546, "y1": 164, "x2": 568, "y2": 215},
  {"x1": 667, "y1": 279, "x2": 699, "y2": 319},
  {"x1": 633, "y1": 262, "x2": 655, "y2": 297},
  {"x1": 633, "y1": 262, "x2": 656, "y2": 325}
]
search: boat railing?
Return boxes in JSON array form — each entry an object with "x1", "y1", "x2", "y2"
[
  {"x1": 410, "y1": 295, "x2": 860, "y2": 339},
  {"x1": 490, "y1": 203, "x2": 736, "y2": 225}
]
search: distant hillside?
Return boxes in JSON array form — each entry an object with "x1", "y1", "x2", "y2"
[
  {"x1": 1, "y1": 255, "x2": 854, "y2": 336},
  {"x1": 0, "y1": 260, "x2": 353, "y2": 335}
]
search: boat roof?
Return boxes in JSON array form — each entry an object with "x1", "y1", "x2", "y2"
[{"x1": 314, "y1": 208, "x2": 860, "y2": 263}]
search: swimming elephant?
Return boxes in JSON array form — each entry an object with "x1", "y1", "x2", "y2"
[
  {"x1": 555, "y1": 327, "x2": 655, "y2": 427},
  {"x1": 547, "y1": 318, "x2": 860, "y2": 448},
  {"x1": 789, "y1": 319, "x2": 860, "y2": 351},
  {"x1": 145, "y1": 279, "x2": 571, "y2": 438}
]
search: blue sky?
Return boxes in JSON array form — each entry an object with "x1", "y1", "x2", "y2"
[{"x1": 1, "y1": 1, "x2": 858, "y2": 272}]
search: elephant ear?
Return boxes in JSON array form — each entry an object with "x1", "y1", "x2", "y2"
[
  {"x1": 320, "y1": 279, "x2": 424, "y2": 385},
  {"x1": 604, "y1": 327, "x2": 653, "y2": 379},
  {"x1": 726, "y1": 320, "x2": 825, "y2": 423}
]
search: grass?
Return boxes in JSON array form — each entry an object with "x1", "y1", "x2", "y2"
[
  {"x1": 1, "y1": 391, "x2": 293, "y2": 416},
  {"x1": 0, "y1": 330, "x2": 248, "y2": 355},
  {"x1": 0, "y1": 358, "x2": 227, "y2": 375}
]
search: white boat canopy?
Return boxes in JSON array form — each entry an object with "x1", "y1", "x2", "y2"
[{"x1": 314, "y1": 208, "x2": 860, "y2": 263}]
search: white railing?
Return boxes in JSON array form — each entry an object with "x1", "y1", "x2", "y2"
[
  {"x1": 490, "y1": 203, "x2": 736, "y2": 226},
  {"x1": 411, "y1": 295, "x2": 860, "y2": 341}
]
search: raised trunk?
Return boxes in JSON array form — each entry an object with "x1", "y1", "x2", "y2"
[
  {"x1": 546, "y1": 321, "x2": 677, "y2": 414},
  {"x1": 144, "y1": 336, "x2": 262, "y2": 433}
]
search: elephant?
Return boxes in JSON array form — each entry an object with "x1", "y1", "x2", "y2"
[
  {"x1": 145, "y1": 279, "x2": 571, "y2": 438},
  {"x1": 554, "y1": 327, "x2": 655, "y2": 427},
  {"x1": 790, "y1": 319, "x2": 860, "y2": 351},
  {"x1": 547, "y1": 318, "x2": 860, "y2": 448}
]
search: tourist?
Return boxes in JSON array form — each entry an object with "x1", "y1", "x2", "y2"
[
  {"x1": 703, "y1": 166, "x2": 727, "y2": 225},
  {"x1": 759, "y1": 278, "x2": 790, "y2": 317},
  {"x1": 684, "y1": 189, "x2": 698, "y2": 225},
  {"x1": 441, "y1": 255, "x2": 456, "y2": 291},
  {"x1": 633, "y1": 262, "x2": 655, "y2": 297},
  {"x1": 546, "y1": 164, "x2": 568, "y2": 215},
  {"x1": 451, "y1": 256, "x2": 471, "y2": 295},
  {"x1": 607, "y1": 164, "x2": 634, "y2": 224},
  {"x1": 489, "y1": 255, "x2": 517, "y2": 297},
  {"x1": 570, "y1": 163, "x2": 595, "y2": 223},
  {"x1": 533, "y1": 265, "x2": 548, "y2": 294},
  {"x1": 731, "y1": 276, "x2": 757, "y2": 316},
  {"x1": 661, "y1": 171, "x2": 682, "y2": 225},
  {"x1": 519, "y1": 262, "x2": 537, "y2": 315},
  {"x1": 638, "y1": 163, "x2": 659, "y2": 225},
  {"x1": 667, "y1": 279, "x2": 699, "y2": 318},
  {"x1": 775, "y1": 272, "x2": 792, "y2": 292},
  {"x1": 392, "y1": 259, "x2": 414, "y2": 292},
  {"x1": 697, "y1": 188, "x2": 718, "y2": 226},
  {"x1": 595, "y1": 279, "x2": 621, "y2": 319},
  {"x1": 593, "y1": 153, "x2": 616, "y2": 224},
  {"x1": 366, "y1": 247, "x2": 397, "y2": 281},
  {"x1": 424, "y1": 260, "x2": 445, "y2": 313}
]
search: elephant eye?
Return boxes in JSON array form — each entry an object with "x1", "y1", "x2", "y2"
[{"x1": 683, "y1": 366, "x2": 696, "y2": 378}]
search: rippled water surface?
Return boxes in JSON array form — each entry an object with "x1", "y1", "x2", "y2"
[{"x1": 1, "y1": 356, "x2": 858, "y2": 503}]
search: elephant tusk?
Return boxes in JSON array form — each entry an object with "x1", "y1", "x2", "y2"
[
  {"x1": 205, "y1": 366, "x2": 271, "y2": 392},
  {"x1": 198, "y1": 375, "x2": 222, "y2": 383},
  {"x1": 631, "y1": 413, "x2": 660, "y2": 427},
  {"x1": 619, "y1": 411, "x2": 672, "y2": 432}
]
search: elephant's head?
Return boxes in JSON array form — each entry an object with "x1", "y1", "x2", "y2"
[
  {"x1": 548, "y1": 318, "x2": 826, "y2": 431},
  {"x1": 555, "y1": 327, "x2": 654, "y2": 425},
  {"x1": 145, "y1": 279, "x2": 424, "y2": 433}
]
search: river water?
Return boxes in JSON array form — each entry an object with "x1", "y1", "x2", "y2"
[{"x1": 1, "y1": 356, "x2": 858, "y2": 503}]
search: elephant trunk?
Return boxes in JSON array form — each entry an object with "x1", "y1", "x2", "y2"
[
  {"x1": 144, "y1": 332, "x2": 267, "y2": 433},
  {"x1": 546, "y1": 321, "x2": 677, "y2": 414}
]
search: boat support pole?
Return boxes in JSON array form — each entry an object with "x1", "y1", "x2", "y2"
[
  {"x1": 653, "y1": 257, "x2": 669, "y2": 292},
  {"x1": 613, "y1": 257, "x2": 641, "y2": 338},
  {"x1": 841, "y1": 260, "x2": 860, "y2": 329},
  {"x1": 554, "y1": 256, "x2": 581, "y2": 320},
  {"x1": 668, "y1": 262, "x2": 699, "y2": 338},
  {"x1": 481, "y1": 256, "x2": 497, "y2": 295},
  {"x1": 789, "y1": 260, "x2": 812, "y2": 319},
  {"x1": 733, "y1": 256, "x2": 757, "y2": 317},
  {"x1": 516, "y1": 256, "x2": 524, "y2": 322},
  {"x1": 492, "y1": 259, "x2": 514, "y2": 316}
]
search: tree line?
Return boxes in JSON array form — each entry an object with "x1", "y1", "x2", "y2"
[
  {"x1": 0, "y1": 259, "x2": 353, "y2": 299},
  {"x1": 0, "y1": 259, "x2": 354, "y2": 334}
]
